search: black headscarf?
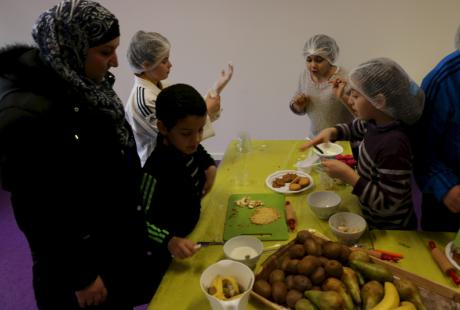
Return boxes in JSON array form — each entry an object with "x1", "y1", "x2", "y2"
[{"x1": 32, "y1": 0, "x2": 132, "y2": 147}]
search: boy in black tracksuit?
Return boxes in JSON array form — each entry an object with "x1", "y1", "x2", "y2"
[{"x1": 140, "y1": 84, "x2": 217, "y2": 291}]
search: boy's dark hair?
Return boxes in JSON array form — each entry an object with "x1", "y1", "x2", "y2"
[{"x1": 156, "y1": 83, "x2": 207, "y2": 130}]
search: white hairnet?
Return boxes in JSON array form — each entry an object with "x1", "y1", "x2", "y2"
[
  {"x1": 455, "y1": 24, "x2": 460, "y2": 50},
  {"x1": 127, "y1": 31, "x2": 170, "y2": 74},
  {"x1": 302, "y1": 34, "x2": 339, "y2": 64},
  {"x1": 349, "y1": 58, "x2": 425, "y2": 125}
]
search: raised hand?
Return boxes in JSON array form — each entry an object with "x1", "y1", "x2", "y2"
[
  {"x1": 214, "y1": 63, "x2": 234, "y2": 95},
  {"x1": 290, "y1": 93, "x2": 310, "y2": 113}
]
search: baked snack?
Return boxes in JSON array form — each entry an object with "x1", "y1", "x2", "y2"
[
  {"x1": 271, "y1": 173, "x2": 310, "y2": 191},
  {"x1": 250, "y1": 207, "x2": 280, "y2": 225}
]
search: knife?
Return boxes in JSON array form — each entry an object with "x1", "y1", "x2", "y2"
[{"x1": 197, "y1": 241, "x2": 225, "y2": 247}]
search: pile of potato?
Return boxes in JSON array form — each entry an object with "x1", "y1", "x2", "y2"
[{"x1": 253, "y1": 230, "x2": 426, "y2": 310}]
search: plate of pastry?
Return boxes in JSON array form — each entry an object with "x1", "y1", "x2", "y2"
[{"x1": 265, "y1": 170, "x2": 314, "y2": 194}]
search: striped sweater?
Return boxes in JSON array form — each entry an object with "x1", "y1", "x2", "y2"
[{"x1": 336, "y1": 119, "x2": 416, "y2": 229}]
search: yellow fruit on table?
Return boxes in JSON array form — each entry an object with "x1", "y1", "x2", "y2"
[
  {"x1": 208, "y1": 275, "x2": 241, "y2": 300},
  {"x1": 371, "y1": 282, "x2": 400, "y2": 310},
  {"x1": 394, "y1": 301, "x2": 417, "y2": 310}
]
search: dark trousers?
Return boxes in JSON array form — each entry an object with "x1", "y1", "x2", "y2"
[{"x1": 421, "y1": 193, "x2": 460, "y2": 232}]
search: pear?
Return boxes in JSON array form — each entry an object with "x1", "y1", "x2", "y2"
[
  {"x1": 304, "y1": 290, "x2": 344, "y2": 310},
  {"x1": 361, "y1": 280, "x2": 384, "y2": 310},
  {"x1": 393, "y1": 278, "x2": 427, "y2": 310}
]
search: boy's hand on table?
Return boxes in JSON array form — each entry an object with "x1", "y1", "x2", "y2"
[
  {"x1": 443, "y1": 185, "x2": 460, "y2": 213},
  {"x1": 168, "y1": 237, "x2": 198, "y2": 259},
  {"x1": 321, "y1": 159, "x2": 359, "y2": 187},
  {"x1": 75, "y1": 275, "x2": 107, "y2": 308}
]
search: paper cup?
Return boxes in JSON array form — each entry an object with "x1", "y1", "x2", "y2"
[{"x1": 200, "y1": 260, "x2": 254, "y2": 310}]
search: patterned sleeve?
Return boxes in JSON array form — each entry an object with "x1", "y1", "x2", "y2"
[
  {"x1": 352, "y1": 135, "x2": 413, "y2": 228},
  {"x1": 335, "y1": 119, "x2": 367, "y2": 141}
]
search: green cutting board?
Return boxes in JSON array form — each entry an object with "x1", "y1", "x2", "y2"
[{"x1": 223, "y1": 193, "x2": 289, "y2": 241}]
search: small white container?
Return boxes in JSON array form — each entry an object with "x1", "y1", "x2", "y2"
[
  {"x1": 307, "y1": 191, "x2": 341, "y2": 220},
  {"x1": 200, "y1": 259, "x2": 254, "y2": 310},
  {"x1": 329, "y1": 212, "x2": 367, "y2": 245},
  {"x1": 223, "y1": 236, "x2": 263, "y2": 269}
]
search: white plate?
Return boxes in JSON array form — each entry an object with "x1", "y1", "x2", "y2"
[
  {"x1": 445, "y1": 241, "x2": 460, "y2": 271},
  {"x1": 265, "y1": 170, "x2": 314, "y2": 194}
]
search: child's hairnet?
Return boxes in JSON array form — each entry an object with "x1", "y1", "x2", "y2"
[
  {"x1": 349, "y1": 58, "x2": 425, "y2": 125},
  {"x1": 302, "y1": 34, "x2": 339, "y2": 64},
  {"x1": 127, "y1": 31, "x2": 170, "y2": 74}
]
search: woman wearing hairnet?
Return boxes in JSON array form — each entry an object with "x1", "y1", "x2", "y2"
[
  {"x1": 0, "y1": 1, "x2": 156, "y2": 309},
  {"x1": 301, "y1": 58, "x2": 425, "y2": 230},
  {"x1": 290, "y1": 34, "x2": 354, "y2": 134},
  {"x1": 125, "y1": 31, "x2": 233, "y2": 166}
]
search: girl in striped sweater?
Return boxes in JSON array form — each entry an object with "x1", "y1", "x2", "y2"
[{"x1": 301, "y1": 58, "x2": 424, "y2": 230}]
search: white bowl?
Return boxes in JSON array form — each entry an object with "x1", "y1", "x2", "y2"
[
  {"x1": 200, "y1": 260, "x2": 254, "y2": 309},
  {"x1": 313, "y1": 142, "x2": 343, "y2": 159},
  {"x1": 223, "y1": 236, "x2": 264, "y2": 269},
  {"x1": 307, "y1": 191, "x2": 341, "y2": 219},
  {"x1": 329, "y1": 212, "x2": 367, "y2": 245}
]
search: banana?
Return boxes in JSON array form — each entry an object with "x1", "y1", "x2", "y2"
[
  {"x1": 394, "y1": 301, "x2": 417, "y2": 310},
  {"x1": 371, "y1": 282, "x2": 400, "y2": 310},
  {"x1": 209, "y1": 275, "x2": 241, "y2": 300}
]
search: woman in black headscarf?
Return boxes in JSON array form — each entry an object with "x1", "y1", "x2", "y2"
[{"x1": 0, "y1": 1, "x2": 154, "y2": 309}]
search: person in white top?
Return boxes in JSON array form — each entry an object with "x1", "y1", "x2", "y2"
[
  {"x1": 289, "y1": 34, "x2": 354, "y2": 134},
  {"x1": 125, "y1": 31, "x2": 233, "y2": 165}
]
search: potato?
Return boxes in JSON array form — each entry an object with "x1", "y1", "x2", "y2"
[
  {"x1": 292, "y1": 275, "x2": 312, "y2": 292},
  {"x1": 272, "y1": 281, "x2": 288, "y2": 305},
  {"x1": 297, "y1": 255, "x2": 319, "y2": 275},
  {"x1": 269, "y1": 269, "x2": 285, "y2": 284},
  {"x1": 296, "y1": 230, "x2": 312, "y2": 244},
  {"x1": 324, "y1": 259, "x2": 343, "y2": 278},
  {"x1": 310, "y1": 266, "x2": 326, "y2": 285},
  {"x1": 253, "y1": 279, "x2": 271, "y2": 299},
  {"x1": 304, "y1": 237, "x2": 322, "y2": 256},
  {"x1": 322, "y1": 241, "x2": 343, "y2": 260},
  {"x1": 290, "y1": 244, "x2": 306, "y2": 258},
  {"x1": 286, "y1": 289, "x2": 303, "y2": 308}
]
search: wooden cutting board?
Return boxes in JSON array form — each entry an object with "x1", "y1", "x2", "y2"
[{"x1": 223, "y1": 193, "x2": 289, "y2": 241}]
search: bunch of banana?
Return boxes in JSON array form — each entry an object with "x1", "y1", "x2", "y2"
[
  {"x1": 371, "y1": 282, "x2": 399, "y2": 310},
  {"x1": 208, "y1": 275, "x2": 242, "y2": 300}
]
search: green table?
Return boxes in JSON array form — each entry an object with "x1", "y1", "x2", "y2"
[{"x1": 147, "y1": 140, "x2": 457, "y2": 310}]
